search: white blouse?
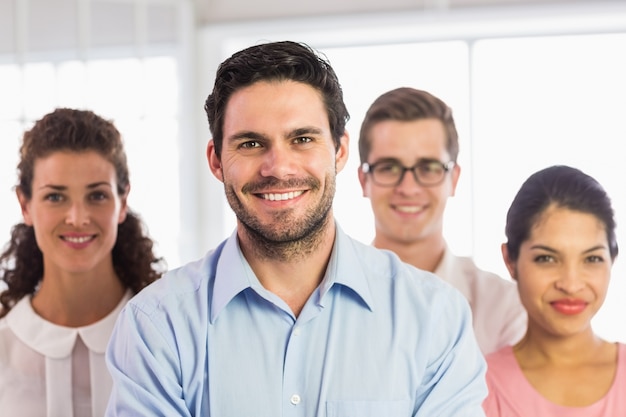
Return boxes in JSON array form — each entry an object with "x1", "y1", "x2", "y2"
[{"x1": 0, "y1": 291, "x2": 131, "y2": 417}]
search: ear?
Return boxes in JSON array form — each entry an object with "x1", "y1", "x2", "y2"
[
  {"x1": 449, "y1": 163, "x2": 461, "y2": 197},
  {"x1": 118, "y1": 184, "x2": 130, "y2": 224},
  {"x1": 501, "y1": 243, "x2": 517, "y2": 281},
  {"x1": 16, "y1": 188, "x2": 33, "y2": 226},
  {"x1": 334, "y1": 131, "x2": 350, "y2": 174},
  {"x1": 207, "y1": 139, "x2": 224, "y2": 183},
  {"x1": 357, "y1": 164, "x2": 370, "y2": 198}
]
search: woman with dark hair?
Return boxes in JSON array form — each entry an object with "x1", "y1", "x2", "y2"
[
  {"x1": 483, "y1": 165, "x2": 625, "y2": 415},
  {"x1": 0, "y1": 108, "x2": 165, "y2": 416}
]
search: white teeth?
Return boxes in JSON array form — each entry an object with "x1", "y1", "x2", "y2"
[
  {"x1": 396, "y1": 206, "x2": 422, "y2": 214},
  {"x1": 263, "y1": 191, "x2": 304, "y2": 201},
  {"x1": 64, "y1": 236, "x2": 92, "y2": 243}
]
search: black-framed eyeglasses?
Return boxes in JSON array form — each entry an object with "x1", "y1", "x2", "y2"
[{"x1": 362, "y1": 159, "x2": 455, "y2": 187}]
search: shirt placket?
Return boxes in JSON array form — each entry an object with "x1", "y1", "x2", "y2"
[{"x1": 45, "y1": 356, "x2": 73, "y2": 417}]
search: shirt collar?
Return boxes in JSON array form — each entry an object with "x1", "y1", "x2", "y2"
[
  {"x1": 210, "y1": 230, "x2": 253, "y2": 322},
  {"x1": 434, "y1": 243, "x2": 451, "y2": 279},
  {"x1": 319, "y1": 224, "x2": 374, "y2": 310},
  {"x1": 210, "y1": 224, "x2": 374, "y2": 323},
  {"x1": 434, "y1": 244, "x2": 472, "y2": 297},
  {"x1": 6, "y1": 290, "x2": 132, "y2": 358}
]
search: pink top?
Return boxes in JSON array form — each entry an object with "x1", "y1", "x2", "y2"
[{"x1": 483, "y1": 343, "x2": 626, "y2": 416}]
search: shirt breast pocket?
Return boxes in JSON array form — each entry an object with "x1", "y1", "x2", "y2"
[{"x1": 326, "y1": 400, "x2": 412, "y2": 416}]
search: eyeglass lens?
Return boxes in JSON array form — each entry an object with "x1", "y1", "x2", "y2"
[{"x1": 370, "y1": 160, "x2": 449, "y2": 186}]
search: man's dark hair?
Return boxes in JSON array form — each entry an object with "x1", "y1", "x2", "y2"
[{"x1": 204, "y1": 41, "x2": 349, "y2": 158}]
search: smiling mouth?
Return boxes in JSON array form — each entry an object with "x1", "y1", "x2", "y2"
[
  {"x1": 261, "y1": 191, "x2": 304, "y2": 201},
  {"x1": 550, "y1": 299, "x2": 588, "y2": 315},
  {"x1": 394, "y1": 205, "x2": 424, "y2": 214},
  {"x1": 62, "y1": 235, "x2": 95, "y2": 244}
]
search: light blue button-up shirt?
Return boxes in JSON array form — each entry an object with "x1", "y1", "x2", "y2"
[{"x1": 106, "y1": 225, "x2": 487, "y2": 416}]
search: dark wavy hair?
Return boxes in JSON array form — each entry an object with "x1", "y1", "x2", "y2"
[
  {"x1": 0, "y1": 108, "x2": 165, "y2": 317},
  {"x1": 504, "y1": 165, "x2": 619, "y2": 262},
  {"x1": 358, "y1": 87, "x2": 459, "y2": 164},
  {"x1": 204, "y1": 40, "x2": 350, "y2": 158}
]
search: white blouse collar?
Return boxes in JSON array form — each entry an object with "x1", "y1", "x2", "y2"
[{"x1": 6, "y1": 290, "x2": 132, "y2": 358}]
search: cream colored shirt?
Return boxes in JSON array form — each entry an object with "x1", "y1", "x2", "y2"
[
  {"x1": 0, "y1": 291, "x2": 131, "y2": 417},
  {"x1": 435, "y1": 245, "x2": 527, "y2": 355}
]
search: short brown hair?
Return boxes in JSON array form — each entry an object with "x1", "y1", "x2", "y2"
[{"x1": 358, "y1": 87, "x2": 458, "y2": 164}]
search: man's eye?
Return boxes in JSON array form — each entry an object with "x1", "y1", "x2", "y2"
[
  {"x1": 294, "y1": 136, "x2": 313, "y2": 144},
  {"x1": 240, "y1": 141, "x2": 261, "y2": 149},
  {"x1": 376, "y1": 163, "x2": 401, "y2": 174},
  {"x1": 418, "y1": 161, "x2": 442, "y2": 174}
]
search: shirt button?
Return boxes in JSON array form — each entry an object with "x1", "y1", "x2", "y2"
[
  {"x1": 293, "y1": 327, "x2": 301, "y2": 336},
  {"x1": 290, "y1": 394, "x2": 301, "y2": 405}
]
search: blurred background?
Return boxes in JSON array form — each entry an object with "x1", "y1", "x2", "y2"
[{"x1": 1, "y1": 0, "x2": 625, "y2": 341}]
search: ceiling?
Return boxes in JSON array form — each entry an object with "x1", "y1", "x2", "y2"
[{"x1": 192, "y1": 0, "x2": 596, "y2": 25}]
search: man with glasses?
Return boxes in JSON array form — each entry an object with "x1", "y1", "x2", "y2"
[{"x1": 358, "y1": 87, "x2": 526, "y2": 355}]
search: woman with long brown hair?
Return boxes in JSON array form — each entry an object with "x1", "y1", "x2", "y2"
[{"x1": 0, "y1": 108, "x2": 165, "y2": 416}]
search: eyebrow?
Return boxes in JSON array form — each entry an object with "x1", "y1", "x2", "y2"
[
  {"x1": 228, "y1": 131, "x2": 266, "y2": 143},
  {"x1": 227, "y1": 126, "x2": 324, "y2": 143},
  {"x1": 290, "y1": 126, "x2": 324, "y2": 137},
  {"x1": 529, "y1": 244, "x2": 608, "y2": 253},
  {"x1": 371, "y1": 157, "x2": 441, "y2": 165},
  {"x1": 37, "y1": 182, "x2": 113, "y2": 191}
]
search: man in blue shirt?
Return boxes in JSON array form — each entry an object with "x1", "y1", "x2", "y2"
[{"x1": 105, "y1": 40, "x2": 487, "y2": 416}]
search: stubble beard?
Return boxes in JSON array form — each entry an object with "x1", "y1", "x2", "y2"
[{"x1": 224, "y1": 172, "x2": 336, "y2": 262}]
